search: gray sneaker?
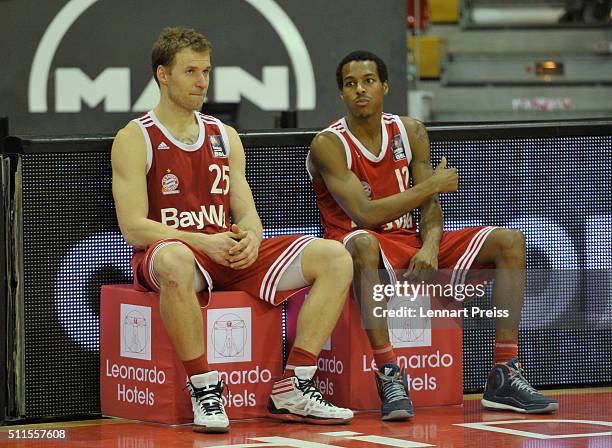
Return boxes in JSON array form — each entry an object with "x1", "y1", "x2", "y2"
[
  {"x1": 482, "y1": 358, "x2": 558, "y2": 414},
  {"x1": 375, "y1": 363, "x2": 414, "y2": 421}
]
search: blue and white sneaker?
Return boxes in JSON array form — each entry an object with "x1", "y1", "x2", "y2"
[
  {"x1": 482, "y1": 358, "x2": 558, "y2": 414},
  {"x1": 375, "y1": 363, "x2": 414, "y2": 421}
]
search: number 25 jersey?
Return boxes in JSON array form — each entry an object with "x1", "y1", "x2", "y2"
[{"x1": 132, "y1": 110, "x2": 231, "y2": 235}]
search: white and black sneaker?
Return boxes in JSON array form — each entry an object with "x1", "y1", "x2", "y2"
[
  {"x1": 188, "y1": 371, "x2": 229, "y2": 433},
  {"x1": 268, "y1": 366, "x2": 354, "y2": 424}
]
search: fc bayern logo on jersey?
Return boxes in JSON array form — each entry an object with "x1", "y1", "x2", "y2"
[
  {"x1": 161, "y1": 172, "x2": 180, "y2": 195},
  {"x1": 392, "y1": 134, "x2": 406, "y2": 161},
  {"x1": 209, "y1": 135, "x2": 227, "y2": 158}
]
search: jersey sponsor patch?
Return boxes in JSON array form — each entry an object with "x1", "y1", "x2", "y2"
[
  {"x1": 157, "y1": 141, "x2": 169, "y2": 150},
  {"x1": 161, "y1": 171, "x2": 180, "y2": 195},
  {"x1": 391, "y1": 134, "x2": 406, "y2": 161},
  {"x1": 209, "y1": 135, "x2": 227, "y2": 158}
]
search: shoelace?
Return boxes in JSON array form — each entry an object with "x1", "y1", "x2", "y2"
[
  {"x1": 380, "y1": 374, "x2": 409, "y2": 403},
  {"x1": 508, "y1": 364, "x2": 538, "y2": 395},
  {"x1": 296, "y1": 377, "x2": 334, "y2": 407},
  {"x1": 189, "y1": 382, "x2": 227, "y2": 415}
]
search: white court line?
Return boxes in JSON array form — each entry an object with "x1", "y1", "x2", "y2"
[
  {"x1": 319, "y1": 431, "x2": 363, "y2": 437},
  {"x1": 345, "y1": 435, "x2": 435, "y2": 447},
  {"x1": 455, "y1": 419, "x2": 612, "y2": 439}
]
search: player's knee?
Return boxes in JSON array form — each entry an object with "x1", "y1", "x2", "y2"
[
  {"x1": 497, "y1": 229, "x2": 526, "y2": 263},
  {"x1": 154, "y1": 243, "x2": 196, "y2": 287},
  {"x1": 350, "y1": 234, "x2": 380, "y2": 269},
  {"x1": 318, "y1": 240, "x2": 354, "y2": 285}
]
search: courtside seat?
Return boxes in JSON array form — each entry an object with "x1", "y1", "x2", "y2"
[{"x1": 100, "y1": 284, "x2": 283, "y2": 424}]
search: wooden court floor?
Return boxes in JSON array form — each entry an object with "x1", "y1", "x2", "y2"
[{"x1": 1, "y1": 388, "x2": 611, "y2": 448}]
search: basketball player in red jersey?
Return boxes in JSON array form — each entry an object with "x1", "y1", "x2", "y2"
[
  {"x1": 307, "y1": 51, "x2": 557, "y2": 419},
  {"x1": 111, "y1": 27, "x2": 354, "y2": 433}
]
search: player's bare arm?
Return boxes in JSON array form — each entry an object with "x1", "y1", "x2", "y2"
[
  {"x1": 111, "y1": 123, "x2": 236, "y2": 266},
  {"x1": 226, "y1": 125, "x2": 262, "y2": 270},
  {"x1": 402, "y1": 117, "x2": 446, "y2": 277},
  {"x1": 112, "y1": 122, "x2": 181, "y2": 248},
  {"x1": 310, "y1": 131, "x2": 455, "y2": 229},
  {"x1": 405, "y1": 117, "x2": 443, "y2": 248}
]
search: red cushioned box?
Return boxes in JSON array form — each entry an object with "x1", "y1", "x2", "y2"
[
  {"x1": 287, "y1": 289, "x2": 463, "y2": 410},
  {"x1": 100, "y1": 284, "x2": 283, "y2": 424}
]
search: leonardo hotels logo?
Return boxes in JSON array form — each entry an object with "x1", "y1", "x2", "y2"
[
  {"x1": 120, "y1": 304, "x2": 152, "y2": 360},
  {"x1": 207, "y1": 307, "x2": 252, "y2": 364}
]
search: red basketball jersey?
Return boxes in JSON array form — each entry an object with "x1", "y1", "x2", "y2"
[
  {"x1": 132, "y1": 110, "x2": 231, "y2": 235},
  {"x1": 130, "y1": 110, "x2": 317, "y2": 304},
  {"x1": 309, "y1": 113, "x2": 416, "y2": 240}
]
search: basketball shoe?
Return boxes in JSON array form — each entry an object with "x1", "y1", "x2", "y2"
[
  {"x1": 188, "y1": 371, "x2": 229, "y2": 433},
  {"x1": 268, "y1": 366, "x2": 354, "y2": 424},
  {"x1": 375, "y1": 363, "x2": 415, "y2": 421},
  {"x1": 482, "y1": 358, "x2": 558, "y2": 413}
]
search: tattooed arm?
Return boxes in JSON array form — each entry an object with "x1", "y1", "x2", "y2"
[{"x1": 401, "y1": 117, "x2": 448, "y2": 278}]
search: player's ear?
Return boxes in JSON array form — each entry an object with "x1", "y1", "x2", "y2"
[
  {"x1": 383, "y1": 80, "x2": 389, "y2": 96},
  {"x1": 157, "y1": 65, "x2": 168, "y2": 85}
]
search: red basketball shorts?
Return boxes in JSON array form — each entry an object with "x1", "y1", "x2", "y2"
[
  {"x1": 339, "y1": 226, "x2": 498, "y2": 295},
  {"x1": 132, "y1": 234, "x2": 316, "y2": 305}
]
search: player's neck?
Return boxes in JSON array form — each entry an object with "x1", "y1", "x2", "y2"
[
  {"x1": 345, "y1": 112, "x2": 382, "y2": 142},
  {"x1": 154, "y1": 97, "x2": 197, "y2": 133}
]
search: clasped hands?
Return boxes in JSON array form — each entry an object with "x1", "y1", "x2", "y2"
[{"x1": 203, "y1": 224, "x2": 261, "y2": 269}]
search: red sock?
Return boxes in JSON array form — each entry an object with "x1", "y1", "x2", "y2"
[
  {"x1": 284, "y1": 346, "x2": 318, "y2": 377},
  {"x1": 493, "y1": 340, "x2": 518, "y2": 365},
  {"x1": 182, "y1": 353, "x2": 209, "y2": 378},
  {"x1": 372, "y1": 343, "x2": 397, "y2": 368}
]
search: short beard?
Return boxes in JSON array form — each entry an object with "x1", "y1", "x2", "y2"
[
  {"x1": 168, "y1": 86, "x2": 202, "y2": 112},
  {"x1": 357, "y1": 109, "x2": 372, "y2": 119}
]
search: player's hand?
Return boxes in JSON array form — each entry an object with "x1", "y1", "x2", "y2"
[
  {"x1": 227, "y1": 224, "x2": 261, "y2": 270},
  {"x1": 404, "y1": 245, "x2": 439, "y2": 282},
  {"x1": 192, "y1": 231, "x2": 239, "y2": 267},
  {"x1": 430, "y1": 157, "x2": 458, "y2": 194}
]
